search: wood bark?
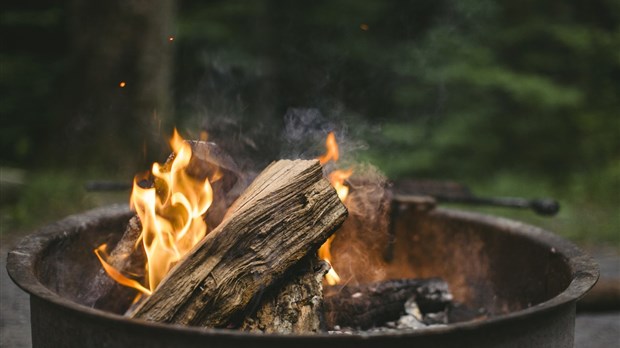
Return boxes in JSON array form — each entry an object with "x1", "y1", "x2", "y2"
[
  {"x1": 241, "y1": 256, "x2": 330, "y2": 333},
  {"x1": 323, "y1": 278, "x2": 452, "y2": 329},
  {"x1": 130, "y1": 159, "x2": 348, "y2": 327}
]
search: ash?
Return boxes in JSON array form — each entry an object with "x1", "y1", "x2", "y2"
[{"x1": 328, "y1": 297, "x2": 448, "y2": 335}]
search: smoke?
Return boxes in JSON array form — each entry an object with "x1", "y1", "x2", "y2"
[
  {"x1": 280, "y1": 107, "x2": 368, "y2": 164},
  {"x1": 179, "y1": 84, "x2": 394, "y2": 286},
  {"x1": 330, "y1": 163, "x2": 393, "y2": 285},
  {"x1": 279, "y1": 107, "x2": 393, "y2": 285}
]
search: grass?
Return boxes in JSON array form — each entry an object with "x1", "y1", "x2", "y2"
[
  {"x1": 1, "y1": 170, "x2": 128, "y2": 237},
  {"x1": 455, "y1": 173, "x2": 620, "y2": 249}
]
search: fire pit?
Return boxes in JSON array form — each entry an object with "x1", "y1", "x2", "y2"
[{"x1": 7, "y1": 201, "x2": 597, "y2": 347}]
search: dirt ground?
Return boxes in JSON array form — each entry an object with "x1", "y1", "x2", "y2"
[{"x1": 1, "y1": 230, "x2": 618, "y2": 347}]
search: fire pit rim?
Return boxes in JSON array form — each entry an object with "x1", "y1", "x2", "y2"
[{"x1": 6, "y1": 204, "x2": 599, "y2": 340}]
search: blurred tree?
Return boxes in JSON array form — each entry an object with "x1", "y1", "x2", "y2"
[
  {"x1": 54, "y1": 0, "x2": 175, "y2": 173},
  {"x1": 1, "y1": 1, "x2": 65, "y2": 167},
  {"x1": 2, "y1": 0, "x2": 618, "y2": 199},
  {"x1": 1, "y1": 0, "x2": 175, "y2": 175}
]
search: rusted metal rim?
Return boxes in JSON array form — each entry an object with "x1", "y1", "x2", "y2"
[{"x1": 6, "y1": 204, "x2": 599, "y2": 341}]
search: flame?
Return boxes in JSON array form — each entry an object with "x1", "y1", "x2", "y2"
[
  {"x1": 96, "y1": 129, "x2": 213, "y2": 295},
  {"x1": 94, "y1": 244, "x2": 151, "y2": 296},
  {"x1": 317, "y1": 132, "x2": 352, "y2": 285},
  {"x1": 318, "y1": 132, "x2": 339, "y2": 165}
]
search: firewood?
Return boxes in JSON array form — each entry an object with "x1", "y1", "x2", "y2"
[
  {"x1": 87, "y1": 140, "x2": 245, "y2": 313},
  {"x1": 159, "y1": 140, "x2": 248, "y2": 228},
  {"x1": 577, "y1": 278, "x2": 620, "y2": 312},
  {"x1": 240, "y1": 256, "x2": 330, "y2": 333},
  {"x1": 130, "y1": 159, "x2": 348, "y2": 327},
  {"x1": 80, "y1": 216, "x2": 145, "y2": 312},
  {"x1": 323, "y1": 278, "x2": 452, "y2": 329}
]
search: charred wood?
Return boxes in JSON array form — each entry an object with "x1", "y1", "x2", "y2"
[
  {"x1": 80, "y1": 216, "x2": 146, "y2": 313},
  {"x1": 323, "y1": 278, "x2": 452, "y2": 329}
]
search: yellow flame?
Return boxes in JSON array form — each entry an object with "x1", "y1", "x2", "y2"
[
  {"x1": 96, "y1": 129, "x2": 213, "y2": 295},
  {"x1": 317, "y1": 132, "x2": 351, "y2": 285},
  {"x1": 329, "y1": 169, "x2": 353, "y2": 202}
]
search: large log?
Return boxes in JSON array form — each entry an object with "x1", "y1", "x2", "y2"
[
  {"x1": 323, "y1": 278, "x2": 452, "y2": 329},
  {"x1": 241, "y1": 256, "x2": 330, "y2": 333},
  {"x1": 130, "y1": 159, "x2": 348, "y2": 327}
]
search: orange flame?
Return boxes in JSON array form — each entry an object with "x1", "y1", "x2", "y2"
[
  {"x1": 94, "y1": 244, "x2": 151, "y2": 296},
  {"x1": 317, "y1": 132, "x2": 352, "y2": 285},
  {"x1": 96, "y1": 129, "x2": 213, "y2": 295},
  {"x1": 318, "y1": 132, "x2": 339, "y2": 165}
]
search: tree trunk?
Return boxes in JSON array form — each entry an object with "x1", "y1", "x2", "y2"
[{"x1": 58, "y1": 0, "x2": 175, "y2": 171}]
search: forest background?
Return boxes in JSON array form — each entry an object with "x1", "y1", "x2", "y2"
[{"x1": 1, "y1": 0, "x2": 618, "y2": 246}]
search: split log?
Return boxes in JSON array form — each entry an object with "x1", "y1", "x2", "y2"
[
  {"x1": 323, "y1": 278, "x2": 452, "y2": 329},
  {"x1": 130, "y1": 159, "x2": 348, "y2": 327},
  {"x1": 241, "y1": 256, "x2": 330, "y2": 333}
]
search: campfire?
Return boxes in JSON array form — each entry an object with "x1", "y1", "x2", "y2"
[
  {"x1": 88, "y1": 129, "x2": 453, "y2": 333},
  {"x1": 6, "y1": 128, "x2": 598, "y2": 347}
]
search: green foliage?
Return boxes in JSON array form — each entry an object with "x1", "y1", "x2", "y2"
[
  {"x1": 1, "y1": 0, "x2": 617, "y2": 243},
  {"x1": 457, "y1": 172, "x2": 620, "y2": 247},
  {"x1": 0, "y1": 5, "x2": 65, "y2": 166},
  {"x1": 4, "y1": 172, "x2": 94, "y2": 231}
]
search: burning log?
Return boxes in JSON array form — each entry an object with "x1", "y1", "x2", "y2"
[
  {"x1": 240, "y1": 256, "x2": 330, "y2": 333},
  {"x1": 80, "y1": 216, "x2": 145, "y2": 312},
  {"x1": 130, "y1": 159, "x2": 348, "y2": 327},
  {"x1": 88, "y1": 139, "x2": 245, "y2": 313},
  {"x1": 158, "y1": 139, "x2": 248, "y2": 228},
  {"x1": 323, "y1": 278, "x2": 452, "y2": 329}
]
